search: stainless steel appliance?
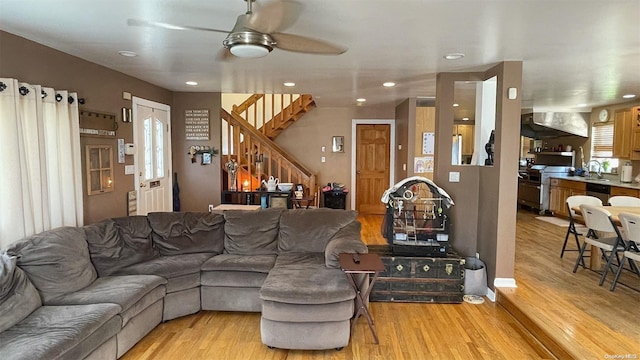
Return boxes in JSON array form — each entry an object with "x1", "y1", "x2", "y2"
[
  {"x1": 518, "y1": 165, "x2": 571, "y2": 214},
  {"x1": 585, "y1": 182, "x2": 610, "y2": 204}
]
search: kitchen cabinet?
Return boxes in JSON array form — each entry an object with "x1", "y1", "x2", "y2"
[
  {"x1": 613, "y1": 108, "x2": 632, "y2": 158},
  {"x1": 549, "y1": 178, "x2": 586, "y2": 217},
  {"x1": 453, "y1": 124, "x2": 474, "y2": 156},
  {"x1": 629, "y1": 107, "x2": 640, "y2": 154},
  {"x1": 610, "y1": 186, "x2": 639, "y2": 197}
]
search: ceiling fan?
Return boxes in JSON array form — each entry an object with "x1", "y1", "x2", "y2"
[{"x1": 127, "y1": 0, "x2": 347, "y2": 59}]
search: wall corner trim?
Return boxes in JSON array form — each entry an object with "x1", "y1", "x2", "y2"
[{"x1": 494, "y1": 278, "x2": 517, "y2": 288}]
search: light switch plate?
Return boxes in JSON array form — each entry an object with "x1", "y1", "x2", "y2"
[
  {"x1": 449, "y1": 171, "x2": 460, "y2": 182},
  {"x1": 125, "y1": 165, "x2": 135, "y2": 175},
  {"x1": 321, "y1": 156, "x2": 326, "y2": 163}
]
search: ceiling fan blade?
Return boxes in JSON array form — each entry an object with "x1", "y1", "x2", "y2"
[
  {"x1": 245, "y1": 0, "x2": 303, "y2": 34},
  {"x1": 127, "y1": 19, "x2": 229, "y2": 34},
  {"x1": 271, "y1": 32, "x2": 347, "y2": 55}
]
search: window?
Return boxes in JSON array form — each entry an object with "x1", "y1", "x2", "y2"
[
  {"x1": 591, "y1": 123, "x2": 618, "y2": 173},
  {"x1": 86, "y1": 145, "x2": 113, "y2": 195}
]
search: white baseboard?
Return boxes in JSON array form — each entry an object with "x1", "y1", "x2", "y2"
[
  {"x1": 494, "y1": 278, "x2": 518, "y2": 288},
  {"x1": 486, "y1": 287, "x2": 496, "y2": 302}
]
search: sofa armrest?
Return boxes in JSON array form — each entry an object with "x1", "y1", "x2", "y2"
[{"x1": 324, "y1": 221, "x2": 368, "y2": 268}]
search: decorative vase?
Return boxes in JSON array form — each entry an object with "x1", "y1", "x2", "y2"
[{"x1": 225, "y1": 159, "x2": 239, "y2": 191}]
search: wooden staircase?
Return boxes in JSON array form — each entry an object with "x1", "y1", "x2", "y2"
[
  {"x1": 221, "y1": 94, "x2": 317, "y2": 194},
  {"x1": 231, "y1": 94, "x2": 316, "y2": 140}
]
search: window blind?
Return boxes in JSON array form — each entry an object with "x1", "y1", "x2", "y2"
[{"x1": 591, "y1": 123, "x2": 613, "y2": 158}]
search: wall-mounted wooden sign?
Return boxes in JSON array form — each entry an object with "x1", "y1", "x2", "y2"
[
  {"x1": 185, "y1": 109, "x2": 210, "y2": 140},
  {"x1": 79, "y1": 109, "x2": 117, "y2": 138}
]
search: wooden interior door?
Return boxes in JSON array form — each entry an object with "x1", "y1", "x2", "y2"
[{"x1": 356, "y1": 124, "x2": 390, "y2": 214}]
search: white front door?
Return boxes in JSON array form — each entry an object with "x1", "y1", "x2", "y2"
[{"x1": 133, "y1": 97, "x2": 172, "y2": 215}]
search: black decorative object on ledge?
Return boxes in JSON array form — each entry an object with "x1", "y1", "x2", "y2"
[{"x1": 0, "y1": 82, "x2": 7, "y2": 92}]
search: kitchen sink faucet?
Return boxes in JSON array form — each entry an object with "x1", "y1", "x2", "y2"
[{"x1": 586, "y1": 160, "x2": 603, "y2": 179}]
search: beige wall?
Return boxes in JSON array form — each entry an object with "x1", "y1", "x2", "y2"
[
  {"x1": 171, "y1": 92, "x2": 222, "y2": 212},
  {"x1": 0, "y1": 31, "x2": 173, "y2": 224},
  {"x1": 435, "y1": 62, "x2": 523, "y2": 289},
  {"x1": 394, "y1": 99, "x2": 411, "y2": 181},
  {"x1": 274, "y1": 105, "x2": 395, "y2": 209},
  {"x1": 1, "y1": 31, "x2": 226, "y2": 223}
]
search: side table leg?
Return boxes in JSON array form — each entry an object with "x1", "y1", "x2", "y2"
[{"x1": 346, "y1": 272, "x2": 380, "y2": 344}]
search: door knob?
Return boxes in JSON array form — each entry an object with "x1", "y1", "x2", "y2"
[
  {"x1": 356, "y1": 170, "x2": 361, "y2": 174},
  {"x1": 140, "y1": 183, "x2": 146, "y2": 187}
]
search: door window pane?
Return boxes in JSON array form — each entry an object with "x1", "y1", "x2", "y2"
[
  {"x1": 155, "y1": 119, "x2": 164, "y2": 178},
  {"x1": 144, "y1": 118, "x2": 153, "y2": 180}
]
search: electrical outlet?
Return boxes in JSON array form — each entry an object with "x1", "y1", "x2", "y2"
[
  {"x1": 321, "y1": 156, "x2": 326, "y2": 163},
  {"x1": 476, "y1": 252, "x2": 480, "y2": 259},
  {"x1": 208, "y1": 204, "x2": 214, "y2": 212}
]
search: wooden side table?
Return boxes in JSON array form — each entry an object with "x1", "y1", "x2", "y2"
[{"x1": 338, "y1": 253, "x2": 385, "y2": 344}]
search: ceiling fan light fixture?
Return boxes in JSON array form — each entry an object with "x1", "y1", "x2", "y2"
[
  {"x1": 224, "y1": 32, "x2": 274, "y2": 58},
  {"x1": 230, "y1": 44, "x2": 270, "y2": 58}
]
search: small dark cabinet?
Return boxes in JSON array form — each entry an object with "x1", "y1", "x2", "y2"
[{"x1": 323, "y1": 191, "x2": 346, "y2": 209}]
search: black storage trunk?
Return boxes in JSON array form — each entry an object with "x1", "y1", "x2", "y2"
[{"x1": 368, "y1": 245, "x2": 464, "y2": 303}]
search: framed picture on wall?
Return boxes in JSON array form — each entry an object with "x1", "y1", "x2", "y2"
[{"x1": 202, "y1": 152, "x2": 212, "y2": 165}]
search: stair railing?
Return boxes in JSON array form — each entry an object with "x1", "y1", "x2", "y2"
[{"x1": 221, "y1": 108, "x2": 316, "y2": 193}]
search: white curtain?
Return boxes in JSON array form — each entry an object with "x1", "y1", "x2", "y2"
[{"x1": 0, "y1": 78, "x2": 83, "y2": 249}]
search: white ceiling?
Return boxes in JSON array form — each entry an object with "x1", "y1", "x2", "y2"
[{"x1": 1, "y1": 0, "x2": 639, "y2": 110}]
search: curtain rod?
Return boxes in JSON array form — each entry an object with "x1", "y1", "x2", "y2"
[{"x1": 0, "y1": 81, "x2": 85, "y2": 104}]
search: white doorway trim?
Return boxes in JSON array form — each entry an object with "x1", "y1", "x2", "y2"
[
  {"x1": 350, "y1": 119, "x2": 395, "y2": 210},
  {"x1": 132, "y1": 96, "x2": 172, "y2": 214}
]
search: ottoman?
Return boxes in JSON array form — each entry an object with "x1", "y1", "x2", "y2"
[{"x1": 259, "y1": 253, "x2": 355, "y2": 350}]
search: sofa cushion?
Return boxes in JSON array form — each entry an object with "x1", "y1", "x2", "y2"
[
  {"x1": 278, "y1": 209, "x2": 359, "y2": 253},
  {"x1": 0, "y1": 254, "x2": 41, "y2": 333},
  {"x1": 148, "y1": 212, "x2": 225, "y2": 256},
  {"x1": 201, "y1": 254, "x2": 276, "y2": 273},
  {"x1": 0, "y1": 304, "x2": 121, "y2": 360},
  {"x1": 84, "y1": 216, "x2": 159, "y2": 276},
  {"x1": 46, "y1": 275, "x2": 167, "y2": 326},
  {"x1": 7, "y1": 227, "x2": 97, "y2": 303},
  {"x1": 324, "y1": 221, "x2": 368, "y2": 268},
  {"x1": 113, "y1": 253, "x2": 213, "y2": 279},
  {"x1": 201, "y1": 271, "x2": 268, "y2": 288},
  {"x1": 260, "y1": 253, "x2": 355, "y2": 305},
  {"x1": 223, "y1": 208, "x2": 283, "y2": 255}
]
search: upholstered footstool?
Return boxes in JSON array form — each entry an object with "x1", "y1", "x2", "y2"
[{"x1": 259, "y1": 253, "x2": 356, "y2": 350}]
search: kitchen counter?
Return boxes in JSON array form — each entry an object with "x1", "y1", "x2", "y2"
[{"x1": 549, "y1": 175, "x2": 640, "y2": 189}]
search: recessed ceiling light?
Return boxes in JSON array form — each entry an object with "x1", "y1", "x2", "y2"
[
  {"x1": 453, "y1": 103, "x2": 459, "y2": 107},
  {"x1": 623, "y1": 94, "x2": 637, "y2": 99},
  {"x1": 356, "y1": 98, "x2": 366, "y2": 103},
  {"x1": 283, "y1": 82, "x2": 296, "y2": 87},
  {"x1": 462, "y1": 117, "x2": 470, "y2": 121},
  {"x1": 185, "y1": 81, "x2": 198, "y2": 86},
  {"x1": 444, "y1": 53, "x2": 465, "y2": 60},
  {"x1": 383, "y1": 82, "x2": 396, "y2": 87},
  {"x1": 118, "y1": 50, "x2": 138, "y2": 57}
]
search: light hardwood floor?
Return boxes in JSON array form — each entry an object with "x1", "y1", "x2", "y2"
[{"x1": 121, "y1": 211, "x2": 639, "y2": 360}]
